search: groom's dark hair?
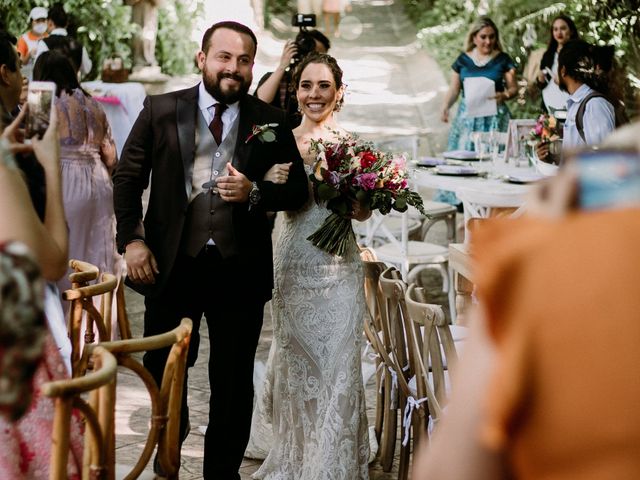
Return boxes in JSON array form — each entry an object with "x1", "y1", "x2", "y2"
[{"x1": 201, "y1": 21, "x2": 258, "y2": 57}]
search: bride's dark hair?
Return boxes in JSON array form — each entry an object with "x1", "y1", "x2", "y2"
[{"x1": 291, "y1": 53, "x2": 345, "y2": 111}]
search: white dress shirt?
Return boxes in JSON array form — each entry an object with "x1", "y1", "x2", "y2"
[
  {"x1": 563, "y1": 84, "x2": 615, "y2": 149},
  {"x1": 197, "y1": 82, "x2": 240, "y2": 142}
]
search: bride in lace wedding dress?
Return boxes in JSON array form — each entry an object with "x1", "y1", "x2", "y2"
[{"x1": 249, "y1": 53, "x2": 370, "y2": 480}]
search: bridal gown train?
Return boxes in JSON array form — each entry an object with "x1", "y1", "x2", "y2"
[{"x1": 251, "y1": 166, "x2": 370, "y2": 480}]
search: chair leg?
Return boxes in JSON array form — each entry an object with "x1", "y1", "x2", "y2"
[
  {"x1": 397, "y1": 397, "x2": 411, "y2": 480},
  {"x1": 445, "y1": 213, "x2": 457, "y2": 243},
  {"x1": 447, "y1": 264, "x2": 457, "y2": 324},
  {"x1": 380, "y1": 370, "x2": 398, "y2": 472},
  {"x1": 374, "y1": 364, "x2": 384, "y2": 443}
]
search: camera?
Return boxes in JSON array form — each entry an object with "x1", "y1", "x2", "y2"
[
  {"x1": 291, "y1": 14, "x2": 318, "y2": 64},
  {"x1": 291, "y1": 13, "x2": 316, "y2": 28}
]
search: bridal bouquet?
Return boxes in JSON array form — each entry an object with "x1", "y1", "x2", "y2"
[
  {"x1": 307, "y1": 133, "x2": 425, "y2": 256},
  {"x1": 529, "y1": 113, "x2": 561, "y2": 143}
]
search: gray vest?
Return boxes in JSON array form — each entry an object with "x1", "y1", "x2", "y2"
[{"x1": 180, "y1": 110, "x2": 240, "y2": 258}]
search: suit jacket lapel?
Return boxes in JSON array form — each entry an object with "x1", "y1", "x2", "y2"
[
  {"x1": 234, "y1": 95, "x2": 258, "y2": 171},
  {"x1": 177, "y1": 85, "x2": 198, "y2": 201}
]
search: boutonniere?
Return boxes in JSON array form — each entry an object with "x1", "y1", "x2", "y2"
[{"x1": 245, "y1": 123, "x2": 278, "y2": 144}]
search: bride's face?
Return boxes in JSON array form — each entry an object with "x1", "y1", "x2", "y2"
[{"x1": 296, "y1": 63, "x2": 343, "y2": 123}]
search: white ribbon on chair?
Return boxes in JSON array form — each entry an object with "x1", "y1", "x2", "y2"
[{"x1": 402, "y1": 395, "x2": 428, "y2": 446}]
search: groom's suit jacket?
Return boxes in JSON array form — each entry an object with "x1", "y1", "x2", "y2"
[{"x1": 113, "y1": 84, "x2": 308, "y2": 299}]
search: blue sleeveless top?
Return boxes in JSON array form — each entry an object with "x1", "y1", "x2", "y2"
[{"x1": 452, "y1": 52, "x2": 516, "y2": 96}]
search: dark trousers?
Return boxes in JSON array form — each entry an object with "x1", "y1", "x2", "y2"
[{"x1": 142, "y1": 245, "x2": 266, "y2": 479}]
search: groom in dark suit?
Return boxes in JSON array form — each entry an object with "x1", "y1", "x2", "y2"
[{"x1": 113, "y1": 21, "x2": 308, "y2": 478}]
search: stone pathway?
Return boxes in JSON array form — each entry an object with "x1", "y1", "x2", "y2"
[{"x1": 114, "y1": 0, "x2": 450, "y2": 478}]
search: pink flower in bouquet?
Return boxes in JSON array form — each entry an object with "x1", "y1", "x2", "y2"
[{"x1": 353, "y1": 172, "x2": 378, "y2": 190}]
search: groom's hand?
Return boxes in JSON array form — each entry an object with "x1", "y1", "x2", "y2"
[
  {"x1": 124, "y1": 240, "x2": 159, "y2": 284},
  {"x1": 217, "y1": 163, "x2": 251, "y2": 202}
]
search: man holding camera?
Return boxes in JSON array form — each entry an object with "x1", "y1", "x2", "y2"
[{"x1": 255, "y1": 25, "x2": 330, "y2": 127}]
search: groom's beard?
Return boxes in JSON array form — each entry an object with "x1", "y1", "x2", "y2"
[{"x1": 203, "y1": 69, "x2": 251, "y2": 104}]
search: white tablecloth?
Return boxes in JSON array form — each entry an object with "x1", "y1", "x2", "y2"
[
  {"x1": 82, "y1": 81, "x2": 147, "y2": 158},
  {"x1": 412, "y1": 164, "x2": 534, "y2": 208}
]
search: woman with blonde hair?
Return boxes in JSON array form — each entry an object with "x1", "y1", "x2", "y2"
[{"x1": 441, "y1": 16, "x2": 517, "y2": 151}]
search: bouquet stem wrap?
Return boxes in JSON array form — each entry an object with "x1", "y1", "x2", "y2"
[{"x1": 307, "y1": 212, "x2": 355, "y2": 256}]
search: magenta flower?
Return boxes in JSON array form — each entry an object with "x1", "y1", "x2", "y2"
[{"x1": 354, "y1": 172, "x2": 378, "y2": 190}]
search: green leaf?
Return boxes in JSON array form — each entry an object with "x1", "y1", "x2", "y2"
[
  {"x1": 317, "y1": 183, "x2": 340, "y2": 201},
  {"x1": 261, "y1": 130, "x2": 276, "y2": 142}
]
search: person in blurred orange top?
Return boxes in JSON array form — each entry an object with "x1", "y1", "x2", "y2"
[
  {"x1": 411, "y1": 127, "x2": 640, "y2": 480},
  {"x1": 16, "y1": 6, "x2": 48, "y2": 77}
]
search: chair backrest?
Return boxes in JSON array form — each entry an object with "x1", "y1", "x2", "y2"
[
  {"x1": 378, "y1": 267, "x2": 414, "y2": 379},
  {"x1": 359, "y1": 210, "x2": 425, "y2": 252},
  {"x1": 405, "y1": 283, "x2": 458, "y2": 412},
  {"x1": 362, "y1": 259, "x2": 386, "y2": 337},
  {"x1": 82, "y1": 318, "x2": 193, "y2": 480},
  {"x1": 42, "y1": 346, "x2": 118, "y2": 480},
  {"x1": 64, "y1": 260, "x2": 118, "y2": 376},
  {"x1": 457, "y1": 187, "x2": 525, "y2": 241},
  {"x1": 379, "y1": 268, "x2": 435, "y2": 448}
]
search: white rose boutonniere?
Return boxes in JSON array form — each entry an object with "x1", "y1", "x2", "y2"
[{"x1": 245, "y1": 123, "x2": 279, "y2": 144}]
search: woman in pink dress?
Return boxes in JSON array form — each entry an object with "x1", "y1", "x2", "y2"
[
  {"x1": 33, "y1": 51, "x2": 122, "y2": 326},
  {"x1": 323, "y1": 0, "x2": 351, "y2": 37}
]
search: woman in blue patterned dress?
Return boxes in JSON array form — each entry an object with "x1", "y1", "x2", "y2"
[
  {"x1": 437, "y1": 16, "x2": 518, "y2": 204},
  {"x1": 441, "y1": 16, "x2": 518, "y2": 151}
]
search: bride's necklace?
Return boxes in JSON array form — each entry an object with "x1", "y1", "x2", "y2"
[{"x1": 471, "y1": 48, "x2": 495, "y2": 67}]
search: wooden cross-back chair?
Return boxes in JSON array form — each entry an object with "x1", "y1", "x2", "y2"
[
  {"x1": 43, "y1": 346, "x2": 118, "y2": 480},
  {"x1": 404, "y1": 283, "x2": 460, "y2": 431},
  {"x1": 64, "y1": 260, "x2": 118, "y2": 376},
  {"x1": 378, "y1": 267, "x2": 434, "y2": 480},
  {"x1": 80, "y1": 318, "x2": 193, "y2": 480},
  {"x1": 362, "y1": 258, "x2": 395, "y2": 470}
]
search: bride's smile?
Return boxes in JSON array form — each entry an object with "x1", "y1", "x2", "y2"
[{"x1": 296, "y1": 63, "x2": 343, "y2": 123}]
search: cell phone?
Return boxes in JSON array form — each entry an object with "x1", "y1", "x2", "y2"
[
  {"x1": 26, "y1": 81, "x2": 56, "y2": 139},
  {"x1": 576, "y1": 150, "x2": 640, "y2": 210}
]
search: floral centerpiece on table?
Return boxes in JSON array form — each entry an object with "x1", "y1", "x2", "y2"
[
  {"x1": 529, "y1": 113, "x2": 561, "y2": 143},
  {"x1": 307, "y1": 132, "x2": 426, "y2": 256}
]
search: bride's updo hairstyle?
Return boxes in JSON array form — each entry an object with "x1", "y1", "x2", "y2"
[{"x1": 291, "y1": 53, "x2": 345, "y2": 111}]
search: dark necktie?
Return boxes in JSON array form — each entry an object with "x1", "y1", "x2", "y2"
[{"x1": 209, "y1": 103, "x2": 228, "y2": 145}]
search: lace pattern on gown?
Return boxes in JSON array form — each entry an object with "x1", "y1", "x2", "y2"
[{"x1": 251, "y1": 165, "x2": 370, "y2": 480}]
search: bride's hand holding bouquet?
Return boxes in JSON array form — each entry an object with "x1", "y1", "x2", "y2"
[{"x1": 307, "y1": 132, "x2": 425, "y2": 256}]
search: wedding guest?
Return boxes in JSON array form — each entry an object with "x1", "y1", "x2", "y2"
[
  {"x1": 536, "y1": 15, "x2": 579, "y2": 114},
  {"x1": 33, "y1": 51, "x2": 121, "y2": 321},
  {"x1": 411, "y1": 145, "x2": 640, "y2": 480},
  {"x1": 16, "y1": 6, "x2": 48, "y2": 78},
  {"x1": 0, "y1": 30, "x2": 47, "y2": 220},
  {"x1": 438, "y1": 16, "x2": 517, "y2": 205},
  {"x1": 250, "y1": 52, "x2": 370, "y2": 479},
  {"x1": 255, "y1": 29, "x2": 330, "y2": 127},
  {"x1": 441, "y1": 16, "x2": 517, "y2": 151},
  {"x1": 536, "y1": 40, "x2": 615, "y2": 162},
  {"x1": 323, "y1": 0, "x2": 351, "y2": 37},
  {"x1": 35, "y1": 2, "x2": 92, "y2": 77},
  {"x1": 0, "y1": 104, "x2": 82, "y2": 480},
  {"x1": 112, "y1": 21, "x2": 308, "y2": 478},
  {"x1": 297, "y1": 0, "x2": 322, "y2": 17}
]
